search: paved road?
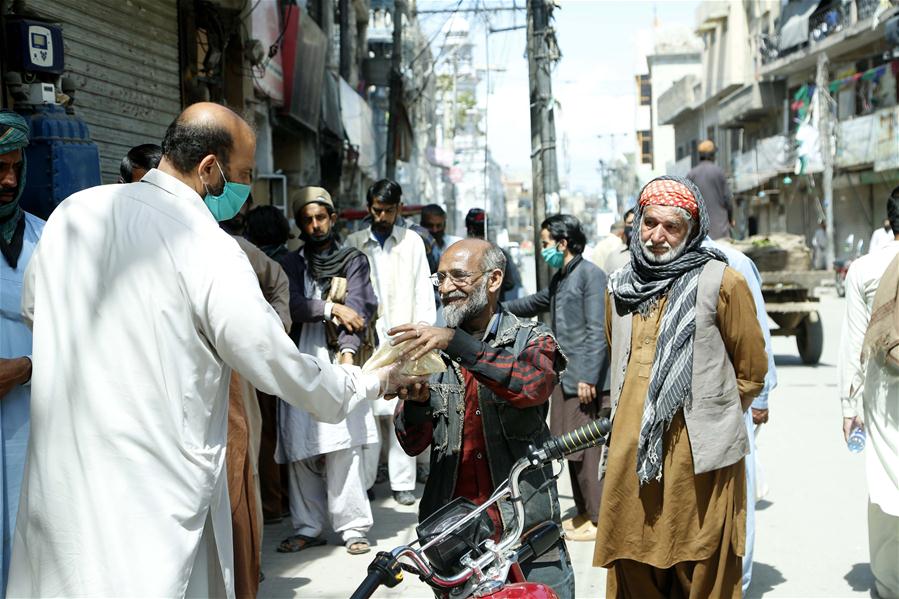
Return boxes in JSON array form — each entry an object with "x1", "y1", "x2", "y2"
[{"x1": 259, "y1": 291, "x2": 876, "y2": 598}]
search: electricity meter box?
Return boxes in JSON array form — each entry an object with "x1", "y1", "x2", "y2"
[
  {"x1": 3, "y1": 18, "x2": 101, "y2": 218},
  {"x1": 4, "y1": 20, "x2": 64, "y2": 75},
  {"x1": 19, "y1": 105, "x2": 101, "y2": 220}
]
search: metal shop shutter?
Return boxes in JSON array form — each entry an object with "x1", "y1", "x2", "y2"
[{"x1": 26, "y1": 0, "x2": 181, "y2": 183}]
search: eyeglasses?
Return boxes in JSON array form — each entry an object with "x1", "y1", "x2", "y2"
[{"x1": 429, "y1": 270, "x2": 489, "y2": 288}]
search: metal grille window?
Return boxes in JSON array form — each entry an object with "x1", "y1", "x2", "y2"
[
  {"x1": 636, "y1": 74, "x2": 651, "y2": 106},
  {"x1": 637, "y1": 129, "x2": 653, "y2": 164}
]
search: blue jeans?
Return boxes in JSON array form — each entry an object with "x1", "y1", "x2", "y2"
[{"x1": 520, "y1": 539, "x2": 575, "y2": 599}]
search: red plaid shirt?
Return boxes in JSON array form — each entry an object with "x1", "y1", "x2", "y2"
[{"x1": 396, "y1": 326, "x2": 559, "y2": 535}]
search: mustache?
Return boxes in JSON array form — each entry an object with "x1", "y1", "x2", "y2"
[
  {"x1": 644, "y1": 239, "x2": 671, "y2": 250},
  {"x1": 441, "y1": 290, "x2": 467, "y2": 304}
]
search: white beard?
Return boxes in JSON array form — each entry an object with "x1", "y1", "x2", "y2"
[
  {"x1": 641, "y1": 238, "x2": 688, "y2": 264},
  {"x1": 442, "y1": 279, "x2": 489, "y2": 328}
]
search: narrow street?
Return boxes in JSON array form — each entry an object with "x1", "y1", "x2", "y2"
[
  {"x1": 259, "y1": 290, "x2": 875, "y2": 599},
  {"x1": 6, "y1": 0, "x2": 899, "y2": 596}
]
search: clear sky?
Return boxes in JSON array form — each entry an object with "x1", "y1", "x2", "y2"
[{"x1": 417, "y1": 0, "x2": 700, "y2": 193}]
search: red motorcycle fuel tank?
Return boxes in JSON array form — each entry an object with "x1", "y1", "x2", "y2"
[{"x1": 479, "y1": 582, "x2": 559, "y2": 599}]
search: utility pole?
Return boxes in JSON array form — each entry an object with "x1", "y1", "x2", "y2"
[
  {"x1": 527, "y1": 0, "x2": 560, "y2": 290},
  {"x1": 597, "y1": 159, "x2": 608, "y2": 210},
  {"x1": 338, "y1": 0, "x2": 351, "y2": 81},
  {"x1": 816, "y1": 53, "x2": 835, "y2": 269},
  {"x1": 385, "y1": 0, "x2": 404, "y2": 180}
]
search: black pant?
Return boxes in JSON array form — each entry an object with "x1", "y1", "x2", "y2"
[
  {"x1": 520, "y1": 540, "x2": 576, "y2": 599},
  {"x1": 553, "y1": 391, "x2": 606, "y2": 524},
  {"x1": 569, "y1": 450, "x2": 603, "y2": 524}
]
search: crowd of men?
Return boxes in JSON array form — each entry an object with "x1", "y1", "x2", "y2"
[{"x1": 0, "y1": 101, "x2": 896, "y2": 599}]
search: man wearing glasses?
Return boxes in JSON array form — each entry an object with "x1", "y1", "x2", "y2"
[{"x1": 390, "y1": 238, "x2": 575, "y2": 598}]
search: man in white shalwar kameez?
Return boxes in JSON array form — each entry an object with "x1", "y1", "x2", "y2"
[
  {"x1": 0, "y1": 111, "x2": 43, "y2": 596},
  {"x1": 839, "y1": 190, "x2": 899, "y2": 599},
  {"x1": 346, "y1": 179, "x2": 435, "y2": 505},
  {"x1": 8, "y1": 103, "x2": 413, "y2": 598},
  {"x1": 707, "y1": 238, "x2": 777, "y2": 595}
]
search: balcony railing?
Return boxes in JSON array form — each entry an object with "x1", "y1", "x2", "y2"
[
  {"x1": 858, "y1": 0, "x2": 883, "y2": 20},
  {"x1": 809, "y1": 3, "x2": 847, "y2": 44},
  {"x1": 766, "y1": 0, "x2": 898, "y2": 64},
  {"x1": 729, "y1": 106, "x2": 899, "y2": 192},
  {"x1": 732, "y1": 135, "x2": 793, "y2": 193},
  {"x1": 759, "y1": 33, "x2": 781, "y2": 64}
]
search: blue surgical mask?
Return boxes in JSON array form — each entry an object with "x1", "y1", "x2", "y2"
[
  {"x1": 203, "y1": 161, "x2": 251, "y2": 221},
  {"x1": 541, "y1": 244, "x2": 565, "y2": 269}
]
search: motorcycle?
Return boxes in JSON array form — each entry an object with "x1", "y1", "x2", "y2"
[
  {"x1": 834, "y1": 236, "x2": 864, "y2": 297},
  {"x1": 349, "y1": 418, "x2": 612, "y2": 599}
]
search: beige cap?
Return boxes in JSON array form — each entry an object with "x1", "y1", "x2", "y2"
[
  {"x1": 291, "y1": 186, "x2": 333, "y2": 214},
  {"x1": 698, "y1": 139, "x2": 715, "y2": 154}
]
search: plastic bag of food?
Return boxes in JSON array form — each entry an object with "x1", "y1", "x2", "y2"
[{"x1": 361, "y1": 339, "x2": 446, "y2": 376}]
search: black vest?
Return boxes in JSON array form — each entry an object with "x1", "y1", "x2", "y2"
[{"x1": 417, "y1": 313, "x2": 564, "y2": 535}]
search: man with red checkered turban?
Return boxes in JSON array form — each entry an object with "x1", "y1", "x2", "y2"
[{"x1": 593, "y1": 175, "x2": 769, "y2": 598}]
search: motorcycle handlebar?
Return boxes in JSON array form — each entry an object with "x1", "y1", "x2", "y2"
[
  {"x1": 533, "y1": 418, "x2": 611, "y2": 464},
  {"x1": 349, "y1": 571, "x2": 382, "y2": 599},
  {"x1": 349, "y1": 551, "x2": 404, "y2": 599}
]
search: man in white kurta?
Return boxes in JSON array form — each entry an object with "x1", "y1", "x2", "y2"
[
  {"x1": 0, "y1": 111, "x2": 43, "y2": 595},
  {"x1": 709, "y1": 238, "x2": 778, "y2": 595},
  {"x1": 346, "y1": 179, "x2": 435, "y2": 504},
  {"x1": 869, "y1": 219, "x2": 893, "y2": 254},
  {"x1": 839, "y1": 205, "x2": 899, "y2": 599},
  {"x1": 8, "y1": 104, "x2": 407, "y2": 598}
]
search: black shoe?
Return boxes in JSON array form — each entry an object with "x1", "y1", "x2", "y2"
[
  {"x1": 393, "y1": 490, "x2": 416, "y2": 506},
  {"x1": 367, "y1": 487, "x2": 375, "y2": 501}
]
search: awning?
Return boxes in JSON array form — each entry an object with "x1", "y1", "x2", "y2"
[
  {"x1": 778, "y1": 0, "x2": 821, "y2": 50},
  {"x1": 280, "y1": 7, "x2": 326, "y2": 132},
  {"x1": 339, "y1": 78, "x2": 379, "y2": 179},
  {"x1": 320, "y1": 71, "x2": 343, "y2": 143}
]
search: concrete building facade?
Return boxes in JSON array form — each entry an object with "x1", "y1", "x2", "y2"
[{"x1": 660, "y1": 0, "x2": 899, "y2": 252}]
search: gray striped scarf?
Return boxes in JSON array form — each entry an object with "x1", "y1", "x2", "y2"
[{"x1": 609, "y1": 176, "x2": 726, "y2": 485}]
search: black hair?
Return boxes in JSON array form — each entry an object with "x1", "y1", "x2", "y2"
[
  {"x1": 161, "y1": 117, "x2": 232, "y2": 174},
  {"x1": 366, "y1": 179, "x2": 402, "y2": 206},
  {"x1": 246, "y1": 205, "x2": 291, "y2": 248},
  {"x1": 421, "y1": 204, "x2": 446, "y2": 219},
  {"x1": 541, "y1": 213, "x2": 587, "y2": 255},
  {"x1": 624, "y1": 207, "x2": 636, "y2": 221},
  {"x1": 465, "y1": 208, "x2": 486, "y2": 237},
  {"x1": 293, "y1": 200, "x2": 335, "y2": 223},
  {"x1": 888, "y1": 186, "x2": 899, "y2": 234},
  {"x1": 119, "y1": 144, "x2": 162, "y2": 182},
  {"x1": 699, "y1": 151, "x2": 715, "y2": 161}
]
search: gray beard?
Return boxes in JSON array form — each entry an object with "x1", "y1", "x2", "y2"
[
  {"x1": 641, "y1": 238, "x2": 688, "y2": 264},
  {"x1": 442, "y1": 280, "x2": 489, "y2": 328}
]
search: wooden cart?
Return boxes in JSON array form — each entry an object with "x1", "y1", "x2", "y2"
[{"x1": 760, "y1": 270, "x2": 828, "y2": 365}]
